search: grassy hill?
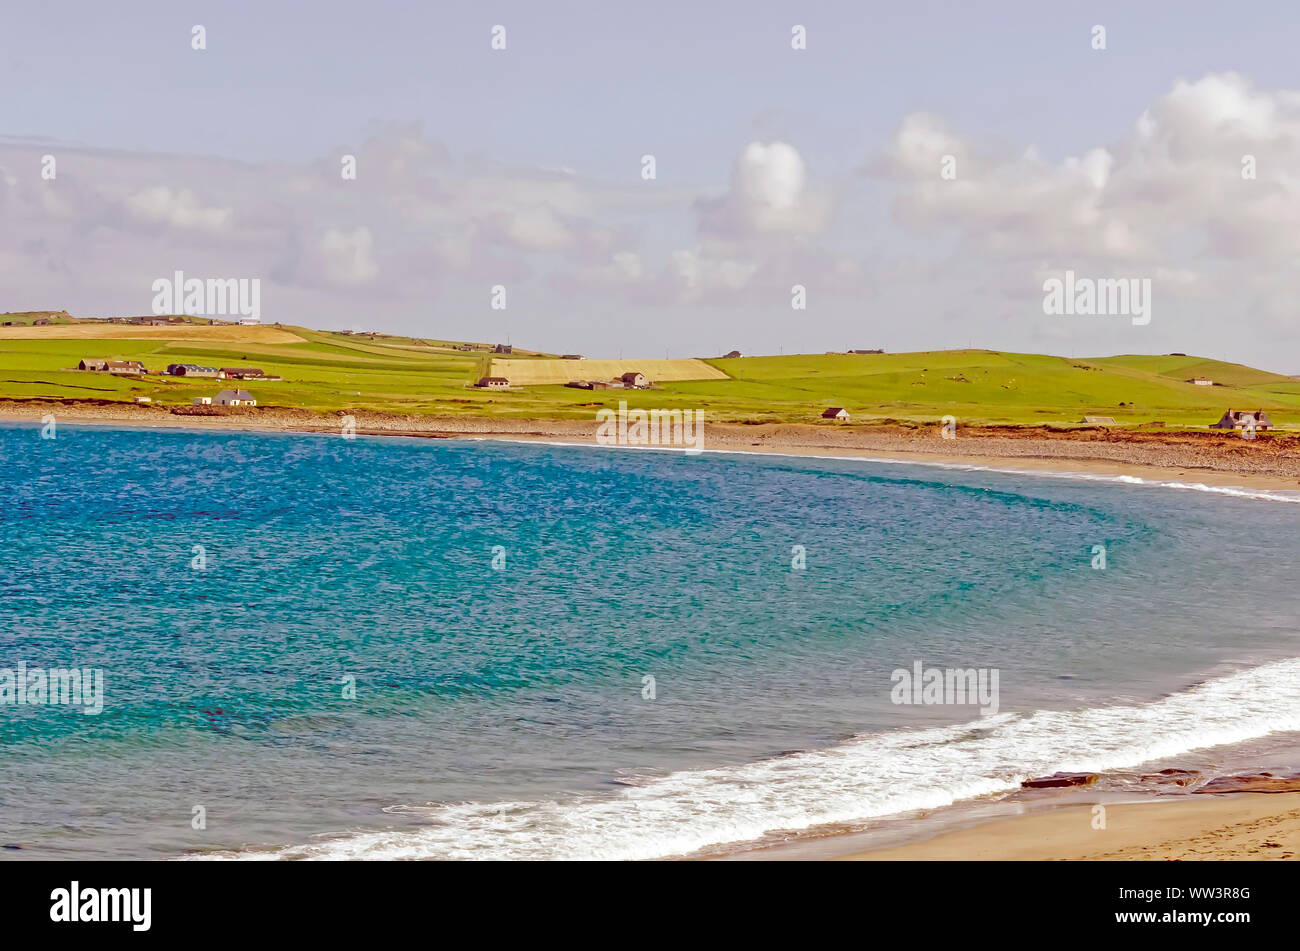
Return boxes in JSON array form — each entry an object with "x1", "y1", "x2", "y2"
[{"x1": 0, "y1": 318, "x2": 1297, "y2": 428}]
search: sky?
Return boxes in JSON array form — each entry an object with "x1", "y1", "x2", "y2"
[{"x1": 2, "y1": 0, "x2": 1299, "y2": 369}]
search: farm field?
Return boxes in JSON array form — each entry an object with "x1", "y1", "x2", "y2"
[
  {"x1": 489, "y1": 357, "x2": 727, "y2": 385},
  {"x1": 1, "y1": 318, "x2": 1299, "y2": 427}
]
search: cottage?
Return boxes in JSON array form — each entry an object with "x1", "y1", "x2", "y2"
[
  {"x1": 822, "y1": 407, "x2": 850, "y2": 421},
  {"x1": 1187, "y1": 377, "x2": 1214, "y2": 386},
  {"x1": 215, "y1": 389, "x2": 256, "y2": 406},
  {"x1": 78, "y1": 358, "x2": 109, "y2": 371},
  {"x1": 475, "y1": 376, "x2": 511, "y2": 389},
  {"x1": 620, "y1": 371, "x2": 649, "y2": 389},
  {"x1": 1211, "y1": 409, "x2": 1273, "y2": 431}
]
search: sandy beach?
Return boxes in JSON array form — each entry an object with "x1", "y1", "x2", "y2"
[
  {"x1": 7, "y1": 400, "x2": 1300, "y2": 492},
  {"x1": 837, "y1": 793, "x2": 1300, "y2": 861}
]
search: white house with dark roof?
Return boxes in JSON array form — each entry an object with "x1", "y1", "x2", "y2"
[{"x1": 215, "y1": 389, "x2": 256, "y2": 406}]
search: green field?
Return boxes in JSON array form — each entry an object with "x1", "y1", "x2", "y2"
[{"x1": 1, "y1": 317, "x2": 1297, "y2": 428}]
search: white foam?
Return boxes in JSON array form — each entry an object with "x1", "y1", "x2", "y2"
[{"x1": 211, "y1": 656, "x2": 1300, "y2": 861}]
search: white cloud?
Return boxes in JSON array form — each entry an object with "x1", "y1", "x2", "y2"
[
  {"x1": 124, "y1": 185, "x2": 232, "y2": 232},
  {"x1": 698, "y1": 141, "x2": 830, "y2": 236},
  {"x1": 314, "y1": 226, "x2": 378, "y2": 287}
]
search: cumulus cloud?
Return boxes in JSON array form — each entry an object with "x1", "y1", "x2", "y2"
[
  {"x1": 312, "y1": 226, "x2": 378, "y2": 287},
  {"x1": 697, "y1": 141, "x2": 830, "y2": 237},
  {"x1": 124, "y1": 185, "x2": 232, "y2": 232},
  {"x1": 876, "y1": 72, "x2": 1300, "y2": 268}
]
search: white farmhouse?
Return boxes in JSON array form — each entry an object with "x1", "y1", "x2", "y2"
[{"x1": 215, "y1": 389, "x2": 257, "y2": 406}]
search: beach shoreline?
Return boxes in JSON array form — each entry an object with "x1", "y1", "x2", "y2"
[
  {"x1": 830, "y1": 792, "x2": 1300, "y2": 861},
  {"x1": 7, "y1": 401, "x2": 1300, "y2": 493}
]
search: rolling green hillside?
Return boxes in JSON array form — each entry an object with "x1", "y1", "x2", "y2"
[{"x1": 0, "y1": 320, "x2": 1296, "y2": 428}]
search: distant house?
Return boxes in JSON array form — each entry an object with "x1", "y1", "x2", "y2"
[
  {"x1": 166, "y1": 363, "x2": 221, "y2": 378},
  {"x1": 78, "y1": 358, "x2": 109, "y2": 371},
  {"x1": 215, "y1": 389, "x2": 256, "y2": 406},
  {"x1": 219, "y1": 368, "x2": 267, "y2": 380},
  {"x1": 1187, "y1": 377, "x2": 1214, "y2": 385},
  {"x1": 561, "y1": 354, "x2": 583, "y2": 360},
  {"x1": 564, "y1": 381, "x2": 594, "y2": 389},
  {"x1": 493, "y1": 344, "x2": 513, "y2": 354},
  {"x1": 1081, "y1": 416, "x2": 1117, "y2": 424},
  {"x1": 1211, "y1": 409, "x2": 1273, "y2": 431},
  {"x1": 192, "y1": 397, "x2": 212, "y2": 405},
  {"x1": 722, "y1": 350, "x2": 742, "y2": 359},
  {"x1": 132, "y1": 396, "x2": 152, "y2": 404},
  {"x1": 822, "y1": 407, "x2": 850, "y2": 421},
  {"x1": 106, "y1": 360, "x2": 145, "y2": 375},
  {"x1": 475, "y1": 376, "x2": 511, "y2": 389},
  {"x1": 849, "y1": 349, "x2": 884, "y2": 355},
  {"x1": 32, "y1": 317, "x2": 53, "y2": 326},
  {"x1": 238, "y1": 317, "x2": 261, "y2": 326},
  {"x1": 620, "y1": 371, "x2": 648, "y2": 388}
]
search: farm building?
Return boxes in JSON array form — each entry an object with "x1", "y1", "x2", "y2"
[
  {"x1": 849, "y1": 349, "x2": 885, "y2": 354},
  {"x1": 106, "y1": 360, "x2": 145, "y2": 375},
  {"x1": 475, "y1": 377, "x2": 511, "y2": 389},
  {"x1": 132, "y1": 396, "x2": 151, "y2": 404},
  {"x1": 78, "y1": 358, "x2": 109, "y2": 371},
  {"x1": 620, "y1": 371, "x2": 649, "y2": 388},
  {"x1": 1211, "y1": 409, "x2": 1273, "y2": 431},
  {"x1": 562, "y1": 354, "x2": 583, "y2": 360},
  {"x1": 493, "y1": 344, "x2": 513, "y2": 354},
  {"x1": 822, "y1": 407, "x2": 850, "y2": 421},
  {"x1": 1081, "y1": 416, "x2": 1117, "y2": 424},
  {"x1": 215, "y1": 389, "x2": 256, "y2": 406},
  {"x1": 32, "y1": 317, "x2": 52, "y2": 326},
  {"x1": 722, "y1": 350, "x2": 742, "y2": 359},
  {"x1": 1187, "y1": 377, "x2": 1214, "y2": 385},
  {"x1": 219, "y1": 368, "x2": 267, "y2": 380},
  {"x1": 192, "y1": 397, "x2": 212, "y2": 405},
  {"x1": 166, "y1": 364, "x2": 221, "y2": 378}
]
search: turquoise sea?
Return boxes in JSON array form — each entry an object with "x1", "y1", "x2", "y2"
[{"x1": 2, "y1": 423, "x2": 1299, "y2": 859}]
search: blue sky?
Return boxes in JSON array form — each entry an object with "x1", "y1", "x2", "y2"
[{"x1": 3, "y1": 1, "x2": 1299, "y2": 368}]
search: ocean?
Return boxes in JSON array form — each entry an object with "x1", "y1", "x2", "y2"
[{"x1": 1, "y1": 423, "x2": 1298, "y2": 859}]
